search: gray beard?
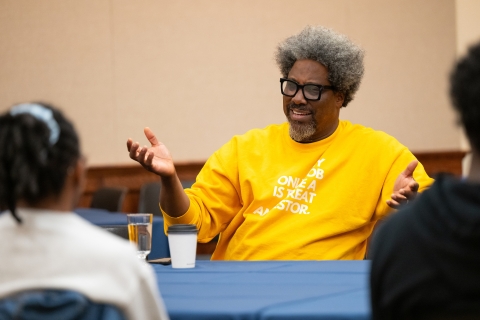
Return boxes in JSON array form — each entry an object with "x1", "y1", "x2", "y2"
[{"x1": 288, "y1": 119, "x2": 316, "y2": 142}]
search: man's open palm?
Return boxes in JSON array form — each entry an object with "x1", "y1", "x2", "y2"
[{"x1": 127, "y1": 127, "x2": 175, "y2": 177}]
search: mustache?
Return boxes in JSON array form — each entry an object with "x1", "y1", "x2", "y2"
[{"x1": 287, "y1": 102, "x2": 313, "y2": 113}]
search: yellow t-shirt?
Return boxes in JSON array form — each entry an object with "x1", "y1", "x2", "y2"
[{"x1": 162, "y1": 120, "x2": 434, "y2": 260}]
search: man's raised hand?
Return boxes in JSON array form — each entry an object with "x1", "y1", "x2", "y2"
[{"x1": 127, "y1": 127, "x2": 176, "y2": 177}]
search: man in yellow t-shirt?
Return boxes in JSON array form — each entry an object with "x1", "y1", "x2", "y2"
[{"x1": 127, "y1": 26, "x2": 433, "y2": 260}]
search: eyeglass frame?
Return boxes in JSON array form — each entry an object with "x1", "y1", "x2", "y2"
[{"x1": 280, "y1": 78, "x2": 336, "y2": 101}]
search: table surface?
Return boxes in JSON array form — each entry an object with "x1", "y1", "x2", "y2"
[
  {"x1": 154, "y1": 260, "x2": 371, "y2": 320},
  {"x1": 74, "y1": 208, "x2": 169, "y2": 259}
]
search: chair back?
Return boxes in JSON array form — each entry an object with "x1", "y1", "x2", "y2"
[
  {"x1": 138, "y1": 182, "x2": 162, "y2": 216},
  {"x1": 90, "y1": 187, "x2": 128, "y2": 212},
  {"x1": 138, "y1": 180, "x2": 194, "y2": 216},
  {"x1": 181, "y1": 180, "x2": 195, "y2": 189},
  {"x1": 0, "y1": 289, "x2": 126, "y2": 320},
  {"x1": 101, "y1": 225, "x2": 130, "y2": 240}
]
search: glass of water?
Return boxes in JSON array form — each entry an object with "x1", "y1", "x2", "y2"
[{"x1": 127, "y1": 213, "x2": 153, "y2": 260}]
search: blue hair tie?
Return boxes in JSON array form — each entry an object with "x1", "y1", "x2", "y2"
[{"x1": 10, "y1": 103, "x2": 60, "y2": 145}]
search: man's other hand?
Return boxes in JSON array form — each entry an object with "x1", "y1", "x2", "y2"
[{"x1": 386, "y1": 160, "x2": 419, "y2": 209}]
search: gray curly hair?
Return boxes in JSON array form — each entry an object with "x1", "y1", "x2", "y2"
[{"x1": 275, "y1": 25, "x2": 365, "y2": 107}]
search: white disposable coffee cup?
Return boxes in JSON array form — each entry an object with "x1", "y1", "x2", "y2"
[{"x1": 167, "y1": 224, "x2": 198, "y2": 269}]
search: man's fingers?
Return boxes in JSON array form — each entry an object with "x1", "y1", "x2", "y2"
[
  {"x1": 138, "y1": 146, "x2": 148, "y2": 163},
  {"x1": 126, "y1": 138, "x2": 133, "y2": 151},
  {"x1": 129, "y1": 142, "x2": 140, "y2": 160},
  {"x1": 410, "y1": 181, "x2": 419, "y2": 193},
  {"x1": 144, "y1": 127, "x2": 160, "y2": 147},
  {"x1": 145, "y1": 151, "x2": 155, "y2": 167},
  {"x1": 404, "y1": 183, "x2": 419, "y2": 200},
  {"x1": 391, "y1": 193, "x2": 407, "y2": 201},
  {"x1": 387, "y1": 199, "x2": 400, "y2": 209},
  {"x1": 403, "y1": 160, "x2": 418, "y2": 178},
  {"x1": 399, "y1": 182, "x2": 419, "y2": 200}
]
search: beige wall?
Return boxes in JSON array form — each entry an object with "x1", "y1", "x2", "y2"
[
  {"x1": 456, "y1": 0, "x2": 480, "y2": 56},
  {"x1": 455, "y1": 0, "x2": 480, "y2": 151},
  {"x1": 0, "y1": 0, "x2": 461, "y2": 165}
]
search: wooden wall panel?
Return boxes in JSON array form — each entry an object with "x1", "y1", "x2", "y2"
[
  {"x1": 79, "y1": 151, "x2": 466, "y2": 213},
  {"x1": 78, "y1": 162, "x2": 204, "y2": 213},
  {"x1": 414, "y1": 150, "x2": 466, "y2": 177}
]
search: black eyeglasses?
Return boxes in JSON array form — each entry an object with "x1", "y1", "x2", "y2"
[{"x1": 280, "y1": 78, "x2": 335, "y2": 101}]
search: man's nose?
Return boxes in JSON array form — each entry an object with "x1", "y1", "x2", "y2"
[{"x1": 292, "y1": 88, "x2": 307, "y2": 104}]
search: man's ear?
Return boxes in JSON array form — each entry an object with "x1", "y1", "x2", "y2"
[{"x1": 335, "y1": 91, "x2": 345, "y2": 107}]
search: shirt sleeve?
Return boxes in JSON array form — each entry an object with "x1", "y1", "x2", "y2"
[{"x1": 162, "y1": 137, "x2": 243, "y2": 242}]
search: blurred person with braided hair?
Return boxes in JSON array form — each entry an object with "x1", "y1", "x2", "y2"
[{"x1": 0, "y1": 102, "x2": 169, "y2": 319}]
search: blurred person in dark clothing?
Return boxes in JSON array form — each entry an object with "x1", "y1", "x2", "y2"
[{"x1": 370, "y1": 41, "x2": 480, "y2": 320}]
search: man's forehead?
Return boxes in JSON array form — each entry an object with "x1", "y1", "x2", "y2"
[{"x1": 288, "y1": 59, "x2": 329, "y2": 83}]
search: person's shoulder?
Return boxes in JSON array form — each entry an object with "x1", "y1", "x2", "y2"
[
  {"x1": 370, "y1": 175, "x2": 461, "y2": 265},
  {"x1": 340, "y1": 120, "x2": 407, "y2": 149},
  {"x1": 0, "y1": 211, "x2": 14, "y2": 227},
  {"x1": 342, "y1": 120, "x2": 398, "y2": 140},
  {"x1": 234, "y1": 123, "x2": 286, "y2": 143},
  {"x1": 371, "y1": 177, "x2": 448, "y2": 255},
  {"x1": 238, "y1": 123, "x2": 286, "y2": 137},
  {"x1": 210, "y1": 123, "x2": 285, "y2": 154},
  {"x1": 370, "y1": 203, "x2": 419, "y2": 262},
  {"x1": 210, "y1": 123, "x2": 286, "y2": 164},
  {"x1": 67, "y1": 215, "x2": 154, "y2": 282},
  {"x1": 64, "y1": 214, "x2": 139, "y2": 262}
]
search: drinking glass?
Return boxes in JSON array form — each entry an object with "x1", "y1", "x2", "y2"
[{"x1": 127, "y1": 213, "x2": 153, "y2": 260}]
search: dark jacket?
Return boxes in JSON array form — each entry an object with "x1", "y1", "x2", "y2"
[{"x1": 370, "y1": 175, "x2": 480, "y2": 319}]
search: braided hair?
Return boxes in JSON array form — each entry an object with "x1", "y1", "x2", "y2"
[{"x1": 0, "y1": 102, "x2": 80, "y2": 223}]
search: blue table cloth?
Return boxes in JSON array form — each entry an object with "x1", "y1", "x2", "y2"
[
  {"x1": 154, "y1": 260, "x2": 371, "y2": 320},
  {"x1": 74, "y1": 208, "x2": 169, "y2": 259}
]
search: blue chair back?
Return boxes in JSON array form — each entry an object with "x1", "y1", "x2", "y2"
[
  {"x1": 138, "y1": 182, "x2": 161, "y2": 216},
  {"x1": 0, "y1": 290, "x2": 126, "y2": 320}
]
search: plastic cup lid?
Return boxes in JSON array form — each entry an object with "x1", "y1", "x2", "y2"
[{"x1": 168, "y1": 224, "x2": 198, "y2": 234}]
